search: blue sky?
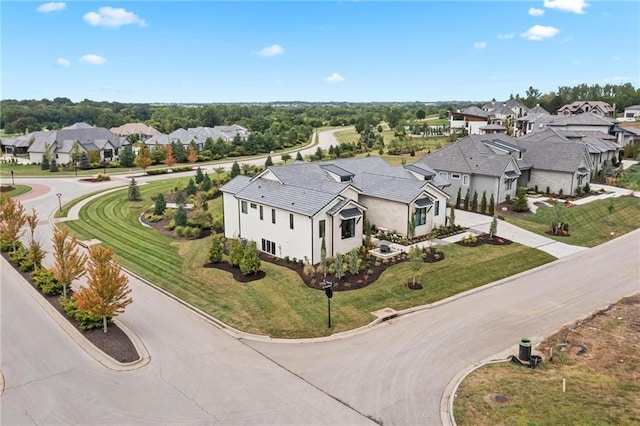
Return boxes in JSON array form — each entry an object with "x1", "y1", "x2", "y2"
[{"x1": 2, "y1": 1, "x2": 639, "y2": 103}]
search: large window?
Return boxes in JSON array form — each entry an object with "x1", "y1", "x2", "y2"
[
  {"x1": 463, "y1": 175, "x2": 469, "y2": 186},
  {"x1": 505, "y1": 179, "x2": 514, "y2": 190},
  {"x1": 341, "y1": 218, "x2": 355, "y2": 239},
  {"x1": 241, "y1": 201, "x2": 247, "y2": 214},
  {"x1": 259, "y1": 206, "x2": 263, "y2": 220},
  {"x1": 319, "y1": 220, "x2": 326, "y2": 238},
  {"x1": 289, "y1": 213, "x2": 294, "y2": 230},
  {"x1": 414, "y1": 208, "x2": 426, "y2": 226},
  {"x1": 271, "y1": 209, "x2": 276, "y2": 224},
  {"x1": 261, "y1": 238, "x2": 276, "y2": 255},
  {"x1": 434, "y1": 200, "x2": 440, "y2": 216}
]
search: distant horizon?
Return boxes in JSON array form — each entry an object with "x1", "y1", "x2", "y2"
[{"x1": 3, "y1": 1, "x2": 638, "y2": 103}]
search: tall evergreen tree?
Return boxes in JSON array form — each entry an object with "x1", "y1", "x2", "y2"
[
  {"x1": 128, "y1": 178, "x2": 141, "y2": 201},
  {"x1": 456, "y1": 187, "x2": 461, "y2": 208},
  {"x1": 153, "y1": 193, "x2": 166, "y2": 216},
  {"x1": 240, "y1": 241, "x2": 261, "y2": 276},
  {"x1": 186, "y1": 178, "x2": 197, "y2": 196},
  {"x1": 208, "y1": 232, "x2": 224, "y2": 263},
  {"x1": 489, "y1": 193, "x2": 495, "y2": 214},
  {"x1": 174, "y1": 204, "x2": 187, "y2": 226},
  {"x1": 201, "y1": 173, "x2": 212, "y2": 191},
  {"x1": 119, "y1": 145, "x2": 135, "y2": 167},
  {"x1": 230, "y1": 161, "x2": 241, "y2": 178},
  {"x1": 471, "y1": 191, "x2": 478, "y2": 211},
  {"x1": 49, "y1": 158, "x2": 59, "y2": 172},
  {"x1": 295, "y1": 151, "x2": 303, "y2": 161},
  {"x1": 463, "y1": 188, "x2": 470, "y2": 210},
  {"x1": 480, "y1": 191, "x2": 487, "y2": 215},
  {"x1": 265, "y1": 155, "x2": 273, "y2": 167},
  {"x1": 195, "y1": 167, "x2": 204, "y2": 184}
]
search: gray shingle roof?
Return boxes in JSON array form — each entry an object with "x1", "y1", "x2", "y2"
[
  {"x1": 414, "y1": 134, "x2": 518, "y2": 178},
  {"x1": 26, "y1": 124, "x2": 123, "y2": 154},
  {"x1": 220, "y1": 175, "x2": 252, "y2": 194},
  {"x1": 233, "y1": 179, "x2": 338, "y2": 216},
  {"x1": 510, "y1": 139, "x2": 590, "y2": 173},
  {"x1": 550, "y1": 112, "x2": 615, "y2": 127}
]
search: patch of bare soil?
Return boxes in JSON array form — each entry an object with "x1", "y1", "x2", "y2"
[{"x1": 537, "y1": 294, "x2": 640, "y2": 378}]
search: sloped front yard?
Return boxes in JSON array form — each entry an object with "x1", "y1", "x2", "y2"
[{"x1": 62, "y1": 177, "x2": 555, "y2": 338}]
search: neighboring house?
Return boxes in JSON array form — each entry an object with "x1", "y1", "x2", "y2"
[
  {"x1": 615, "y1": 125, "x2": 640, "y2": 146},
  {"x1": 483, "y1": 99, "x2": 530, "y2": 118},
  {"x1": 449, "y1": 106, "x2": 488, "y2": 136},
  {"x1": 110, "y1": 123, "x2": 160, "y2": 140},
  {"x1": 479, "y1": 124, "x2": 507, "y2": 135},
  {"x1": 220, "y1": 157, "x2": 449, "y2": 264},
  {"x1": 515, "y1": 112, "x2": 554, "y2": 136},
  {"x1": 24, "y1": 123, "x2": 125, "y2": 164},
  {"x1": 0, "y1": 135, "x2": 31, "y2": 156},
  {"x1": 622, "y1": 105, "x2": 640, "y2": 120},
  {"x1": 414, "y1": 134, "x2": 523, "y2": 204},
  {"x1": 510, "y1": 136, "x2": 593, "y2": 195},
  {"x1": 548, "y1": 112, "x2": 619, "y2": 145},
  {"x1": 518, "y1": 127, "x2": 610, "y2": 177},
  {"x1": 145, "y1": 125, "x2": 250, "y2": 151},
  {"x1": 557, "y1": 101, "x2": 614, "y2": 116}
]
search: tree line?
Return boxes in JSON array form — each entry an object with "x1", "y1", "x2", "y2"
[{"x1": 1, "y1": 82, "x2": 638, "y2": 136}]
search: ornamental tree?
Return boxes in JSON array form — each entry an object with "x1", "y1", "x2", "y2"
[
  {"x1": 51, "y1": 227, "x2": 87, "y2": 299},
  {"x1": 75, "y1": 245, "x2": 133, "y2": 334}
]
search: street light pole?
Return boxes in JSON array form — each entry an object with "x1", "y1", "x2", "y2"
[
  {"x1": 322, "y1": 281, "x2": 334, "y2": 328},
  {"x1": 10, "y1": 170, "x2": 14, "y2": 186},
  {"x1": 56, "y1": 193, "x2": 62, "y2": 213}
]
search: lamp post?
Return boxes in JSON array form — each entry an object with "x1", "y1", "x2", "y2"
[
  {"x1": 10, "y1": 170, "x2": 14, "y2": 186},
  {"x1": 322, "y1": 281, "x2": 334, "y2": 328},
  {"x1": 102, "y1": 159, "x2": 107, "y2": 174},
  {"x1": 56, "y1": 193, "x2": 62, "y2": 213}
]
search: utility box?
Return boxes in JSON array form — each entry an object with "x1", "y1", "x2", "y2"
[{"x1": 519, "y1": 338, "x2": 532, "y2": 361}]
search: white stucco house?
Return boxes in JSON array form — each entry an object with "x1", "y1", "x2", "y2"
[
  {"x1": 622, "y1": 105, "x2": 640, "y2": 121},
  {"x1": 221, "y1": 157, "x2": 450, "y2": 264},
  {"x1": 449, "y1": 106, "x2": 489, "y2": 136}
]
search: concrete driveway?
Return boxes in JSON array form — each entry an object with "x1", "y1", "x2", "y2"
[{"x1": 453, "y1": 209, "x2": 588, "y2": 258}]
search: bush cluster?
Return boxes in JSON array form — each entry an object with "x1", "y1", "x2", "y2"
[{"x1": 60, "y1": 296, "x2": 107, "y2": 330}]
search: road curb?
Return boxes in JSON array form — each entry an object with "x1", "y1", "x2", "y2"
[
  {"x1": 0, "y1": 369, "x2": 4, "y2": 396},
  {"x1": 4, "y1": 255, "x2": 150, "y2": 371}
]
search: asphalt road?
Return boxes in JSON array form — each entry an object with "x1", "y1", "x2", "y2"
[{"x1": 1, "y1": 129, "x2": 638, "y2": 424}]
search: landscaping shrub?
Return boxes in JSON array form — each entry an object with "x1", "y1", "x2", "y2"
[
  {"x1": 144, "y1": 213, "x2": 162, "y2": 223},
  {"x1": 228, "y1": 238, "x2": 244, "y2": 267},
  {"x1": 208, "y1": 232, "x2": 224, "y2": 263},
  {"x1": 239, "y1": 241, "x2": 261, "y2": 275},
  {"x1": 60, "y1": 296, "x2": 106, "y2": 330},
  {"x1": 32, "y1": 268, "x2": 64, "y2": 295},
  {"x1": 512, "y1": 188, "x2": 529, "y2": 212}
]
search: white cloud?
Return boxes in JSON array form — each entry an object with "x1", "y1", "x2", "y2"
[
  {"x1": 36, "y1": 2, "x2": 66, "y2": 13},
  {"x1": 80, "y1": 54, "x2": 107, "y2": 65},
  {"x1": 473, "y1": 41, "x2": 487, "y2": 49},
  {"x1": 83, "y1": 7, "x2": 147, "y2": 28},
  {"x1": 521, "y1": 25, "x2": 559, "y2": 41},
  {"x1": 543, "y1": 0, "x2": 589, "y2": 14},
  {"x1": 56, "y1": 57, "x2": 71, "y2": 67},
  {"x1": 324, "y1": 73, "x2": 344, "y2": 83},
  {"x1": 498, "y1": 33, "x2": 515, "y2": 40},
  {"x1": 529, "y1": 7, "x2": 545, "y2": 16},
  {"x1": 257, "y1": 44, "x2": 284, "y2": 57}
]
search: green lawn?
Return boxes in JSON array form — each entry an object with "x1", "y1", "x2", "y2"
[
  {"x1": 619, "y1": 164, "x2": 640, "y2": 190},
  {"x1": 505, "y1": 196, "x2": 640, "y2": 247},
  {"x1": 61, "y1": 176, "x2": 554, "y2": 338},
  {"x1": 1, "y1": 184, "x2": 32, "y2": 197}
]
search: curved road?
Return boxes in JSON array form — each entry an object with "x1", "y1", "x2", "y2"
[{"x1": 1, "y1": 129, "x2": 638, "y2": 424}]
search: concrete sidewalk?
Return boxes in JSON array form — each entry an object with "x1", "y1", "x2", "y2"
[{"x1": 453, "y1": 209, "x2": 587, "y2": 258}]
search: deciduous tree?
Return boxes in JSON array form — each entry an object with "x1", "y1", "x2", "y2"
[
  {"x1": 164, "y1": 145, "x2": 177, "y2": 168},
  {"x1": 281, "y1": 153, "x2": 291, "y2": 164},
  {"x1": 0, "y1": 193, "x2": 27, "y2": 251},
  {"x1": 408, "y1": 246, "x2": 425, "y2": 287},
  {"x1": 187, "y1": 145, "x2": 199, "y2": 163},
  {"x1": 52, "y1": 227, "x2": 87, "y2": 298},
  {"x1": 135, "y1": 144, "x2": 152, "y2": 173},
  {"x1": 75, "y1": 245, "x2": 132, "y2": 334}
]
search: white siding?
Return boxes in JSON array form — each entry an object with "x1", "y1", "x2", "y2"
[{"x1": 222, "y1": 193, "x2": 240, "y2": 238}]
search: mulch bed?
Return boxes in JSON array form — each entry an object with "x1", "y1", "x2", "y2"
[
  {"x1": 455, "y1": 233, "x2": 513, "y2": 247},
  {"x1": 204, "y1": 248, "x2": 445, "y2": 292},
  {"x1": 1, "y1": 251, "x2": 140, "y2": 363},
  {"x1": 545, "y1": 231, "x2": 571, "y2": 237},
  {"x1": 1, "y1": 185, "x2": 16, "y2": 193},
  {"x1": 495, "y1": 202, "x2": 532, "y2": 217}
]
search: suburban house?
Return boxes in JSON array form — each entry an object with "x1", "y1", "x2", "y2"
[
  {"x1": 622, "y1": 105, "x2": 640, "y2": 121},
  {"x1": 557, "y1": 101, "x2": 614, "y2": 116},
  {"x1": 5, "y1": 123, "x2": 126, "y2": 164},
  {"x1": 413, "y1": 134, "x2": 523, "y2": 204},
  {"x1": 220, "y1": 157, "x2": 449, "y2": 264},
  {"x1": 515, "y1": 112, "x2": 555, "y2": 136},
  {"x1": 510, "y1": 135, "x2": 593, "y2": 195},
  {"x1": 449, "y1": 106, "x2": 489, "y2": 136},
  {"x1": 482, "y1": 99, "x2": 530, "y2": 118},
  {"x1": 144, "y1": 125, "x2": 250, "y2": 151},
  {"x1": 615, "y1": 125, "x2": 640, "y2": 146},
  {"x1": 110, "y1": 123, "x2": 160, "y2": 140}
]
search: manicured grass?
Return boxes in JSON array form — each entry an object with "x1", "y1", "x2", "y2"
[
  {"x1": 619, "y1": 164, "x2": 640, "y2": 190},
  {"x1": 62, "y1": 177, "x2": 555, "y2": 338},
  {"x1": 505, "y1": 196, "x2": 640, "y2": 247},
  {"x1": 2, "y1": 184, "x2": 32, "y2": 197}
]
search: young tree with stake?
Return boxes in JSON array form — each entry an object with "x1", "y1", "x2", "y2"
[
  {"x1": 75, "y1": 246, "x2": 132, "y2": 334},
  {"x1": 52, "y1": 227, "x2": 87, "y2": 299}
]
